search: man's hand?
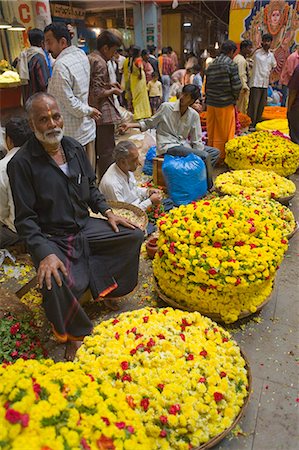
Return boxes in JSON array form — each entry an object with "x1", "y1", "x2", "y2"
[
  {"x1": 150, "y1": 192, "x2": 162, "y2": 205},
  {"x1": 90, "y1": 108, "x2": 102, "y2": 121},
  {"x1": 148, "y1": 188, "x2": 162, "y2": 196},
  {"x1": 112, "y1": 87, "x2": 123, "y2": 96},
  {"x1": 111, "y1": 81, "x2": 122, "y2": 89},
  {"x1": 106, "y1": 211, "x2": 136, "y2": 233},
  {"x1": 37, "y1": 254, "x2": 68, "y2": 290}
]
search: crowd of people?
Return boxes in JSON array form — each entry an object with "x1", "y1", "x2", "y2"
[{"x1": 0, "y1": 22, "x2": 298, "y2": 357}]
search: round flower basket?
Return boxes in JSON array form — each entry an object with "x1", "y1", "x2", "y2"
[
  {"x1": 196, "y1": 350, "x2": 252, "y2": 449},
  {"x1": 76, "y1": 307, "x2": 252, "y2": 449},
  {"x1": 214, "y1": 169, "x2": 296, "y2": 204},
  {"x1": 288, "y1": 221, "x2": 299, "y2": 240},
  {"x1": 90, "y1": 200, "x2": 148, "y2": 231},
  {"x1": 255, "y1": 119, "x2": 289, "y2": 135},
  {"x1": 225, "y1": 131, "x2": 299, "y2": 177},
  {"x1": 153, "y1": 277, "x2": 271, "y2": 323},
  {"x1": 153, "y1": 196, "x2": 289, "y2": 323}
]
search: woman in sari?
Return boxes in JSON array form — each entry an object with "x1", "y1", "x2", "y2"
[{"x1": 130, "y1": 47, "x2": 152, "y2": 120}]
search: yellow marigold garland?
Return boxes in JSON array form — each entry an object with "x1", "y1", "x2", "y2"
[
  {"x1": 215, "y1": 169, "x2": 296, "y2": 201},
  {"x1": 225, "y1": 131, "x2": 299, "y2": 176},
  {"x1": 153, "y1": 196, "x2": 289, "y2": 322},
  {"x1": 76, "y1": 307, "x2": 249, "y2": 449},
  {"x1": 0, "y1": 359, "x2": 148, "y2": 450}
]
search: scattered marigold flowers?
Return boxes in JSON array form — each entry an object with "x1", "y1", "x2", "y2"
[
  {"x1": 225, "y1": 131, "x2": 299, "y2": 176},
  {"x1": 76, "y1": 308, "x2": 249, "y2": 449},
  {"x1": 215, "y1": 169, "x2": 296, "y2": 201},
  {"x1": 262, "y1": 106, "x2": 287, "y2": 120},
  {"x1": 153, "y1": 196, "x2": 289, "y2": 322}
]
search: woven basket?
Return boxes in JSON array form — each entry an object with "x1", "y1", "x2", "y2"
[
  {"x1": 90, "y1": 201, "x2": 148, "y2": 232},
  {"x1": 154, "y1": 278, "x2": 271, "y2": 323},
  {"x1": 288, "y1": 221, "x2": 299, "y2": 240},
  {"x1": 215, "y1": 187, "x2": 295, "y2": 205},
  {"x1": 196, "y1": 349, "x2": 252, "y2": 449}
]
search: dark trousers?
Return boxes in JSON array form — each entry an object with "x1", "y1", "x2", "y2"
[
  {"x1": 0, "y1": 224, "x2": 20, "y2": 248},
  {"x1": 248, "y1": 87, "x2": 268, "y2": 127},
  {"x1": 166, "y1": 145, "x2": 220, "y2": 190},
  {"x1": 287, "y1": 106, "x2": 299, "y2": 144},
  {"x1": 96, "y1": 124, "x2": 115, "y2": 181},
  {"x1": 34, "y1": 218, "x2": 144, "y2": 341}
]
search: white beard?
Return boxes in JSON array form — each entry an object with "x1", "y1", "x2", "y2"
[{"x1": 34, "y1": 127, "x2": 64, "y2": 145}]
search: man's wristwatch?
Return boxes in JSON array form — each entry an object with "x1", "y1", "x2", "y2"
[{"x1": 104, "y1": 208, "x2": 113, "y2": 217}]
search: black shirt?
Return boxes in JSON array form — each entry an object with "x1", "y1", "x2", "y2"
[{"x1": 7, "y1": 135, "x2": 109, "y2": 261}]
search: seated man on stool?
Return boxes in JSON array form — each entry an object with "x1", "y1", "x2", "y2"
[
  {"x1": 8, "y1": 92, "x2": 144, "y2": 359},
  {"x1": 0, "y1": 117, "x2": 33, "y2": 249},
  {"x1": 121, "y1": 84, "x2": 220, "y2": 189},
  {"x1": 100, "y1": 140, "x2": 162, "y2": 210}
]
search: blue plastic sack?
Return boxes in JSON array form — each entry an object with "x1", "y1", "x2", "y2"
[
  {"x1": 162, "y1": 154, "x2": 207, "y2": 205},
  {"x1": 143, "y1": 146, "x2": 156, "y2": 175}
]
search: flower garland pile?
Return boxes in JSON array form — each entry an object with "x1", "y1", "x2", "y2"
[
  {"x1": 0, "y1": 359, "x2": 148, "y2": 450},
  {"x1": 238, "y1": 113, "x2": 251, "y2": 130},
  {"x1": 256, "y1": 119, "x2": 289, "y2": 135},
  {"x1": 262, "y1": 106, "x2": 287, "y2": 120},
  {"x1": 76, "y1": 308, "x2": 249, "y2": 449},
  {"x1": 225, "y1": 131, "x2": 299, "y2": 176},
  {"x1": 0, "y1": 314, "x2": 47, "y2": 363},
  {"x1": 0, "y1": 309, "x2": 249, "y2": 450},
  {"x1": 153, "y1": 196, "x2": 289, "y2": 322},
  {"x1": 215, "y1": 169, "x2": 296, "y2": 201}
]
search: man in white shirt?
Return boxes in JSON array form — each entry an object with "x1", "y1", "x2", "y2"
[
  {"x1": 121, "y1": 85, "x2": 219, "y2": 189},
  {"x1": 44, "y1": 22, "x2": 101, "y2": 169},
  {"x1": 234, "y1": 39, "x2": 253, "y2": 114},
  {"x1": 248, "y1": 34, "x2": 277, "y2": 128},
  {"x1": 0, "y1": 118, "x2": 33, "y2": 248},
  {"x1": 100, "y1": 141, "x2": 162, "y2": 210}
]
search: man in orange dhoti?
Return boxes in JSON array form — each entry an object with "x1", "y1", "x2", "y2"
[{"x1": 205, "y1": 41, "x2": 242, "y2": 161}]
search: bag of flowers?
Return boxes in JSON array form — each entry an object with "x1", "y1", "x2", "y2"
[{"x1": 162, "y1": 154, "x2": 207, "y2": 205}]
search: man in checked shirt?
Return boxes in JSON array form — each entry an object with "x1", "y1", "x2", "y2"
[{"x1": 45, "y1": 22, "x2": 101, "y2": 170}]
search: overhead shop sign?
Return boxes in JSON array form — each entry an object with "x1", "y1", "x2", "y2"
[{"x1": 51, "y1": 3, "x2": 85, "y2": 20}]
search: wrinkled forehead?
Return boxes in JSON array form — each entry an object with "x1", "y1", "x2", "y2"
[{"x1": 30, "y1": 97, "x2": 60, "y2": 119}]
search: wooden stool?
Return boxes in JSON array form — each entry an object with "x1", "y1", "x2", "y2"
[{"x1": 153, "y1": 157, "x2": 167, "y2": 189}]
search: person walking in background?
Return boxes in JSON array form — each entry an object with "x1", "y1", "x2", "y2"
[
  {"x1": 141, "y1": 49, "x2": 153, "y2": 83},
  {"x1": 114, "y1": 48, "x2": 126, "y2": 84},
  {"x1": 18, "y1": 28, "x2": 50, "y2": 102},
  {"x1": 147, "y1": 72, "x2": 162, "y2": 114},
  {"x1": 191, "y1": 64, "x2": 203, "y2": 96},
  {"x1": 45, "y1": 23, "x2": 100, "y2": 169},
  {"x1": 248, "y1": 34, "x2": 276, "y2": 129},
  {"x1": 234, "y1": 39, "x2": 253, "y2": 114},
  {"x1": 158, "y1": 47, "x2": 175, "y2": 102},
  {"x1": 287, "y1": 64, "x2": 299, "y2": 144},
  {"x1": 168, "y1": 46, "x2": 179, "y2": 71},
  {"x1": 280, "y1": 44, "x2": 299, "y2": 107},
  {"x1": 122, "y1": 45, "x2": 134, "y2": 110},
  {"x1": 148, "y1": 45, "x2": 161, "y2": 80},
  {"x1": 185, "y1": 52, "x2": 198, "y2": 70},
  {"x1": 130, "y1": 47, "x2": 152, "y2": 120},
  {"x1": 205, "y1": 40, "x2": 242, "y2": 162},
  {"x1": 88, "y1": 30, "x2": 123, "y2": 180}
]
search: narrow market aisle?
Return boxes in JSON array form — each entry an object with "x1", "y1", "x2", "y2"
[{"x1": 213, "y1": 171, "x2": 299, "y2": 450}]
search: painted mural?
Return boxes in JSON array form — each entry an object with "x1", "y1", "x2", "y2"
[{"x1": 229, "y1": 0, "x2": 299, "y2": 82}]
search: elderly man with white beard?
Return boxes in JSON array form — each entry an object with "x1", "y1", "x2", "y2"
[{"x1": 7, "y1": 92, "x2": 144, "y2": 359}]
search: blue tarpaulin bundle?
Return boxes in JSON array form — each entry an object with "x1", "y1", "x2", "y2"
[{"x1": 162, "y1": 153, "x2": 207, "y2": 205}]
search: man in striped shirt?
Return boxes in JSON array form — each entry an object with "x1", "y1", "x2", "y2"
[
  {"x1": 205, "y1": 40, "x2": 242, "y2": 162},
  {"x1": 158, "y1": 47, "x2": 175, "y2": 102}
]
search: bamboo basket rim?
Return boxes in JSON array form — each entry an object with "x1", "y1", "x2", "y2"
[
  {"x1": 195, "y1": 348, "x2": 252, "y2": 449},
  {"x1": 153, "y1": 278, "x2": 271, "y2": 323},
  {"x1": 90, "y1": 201, "x2": 148, "y2": 231}
]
